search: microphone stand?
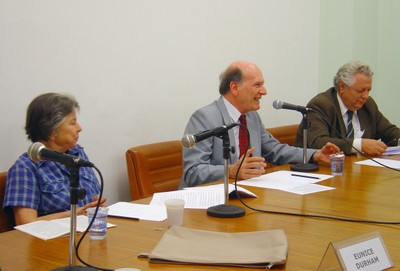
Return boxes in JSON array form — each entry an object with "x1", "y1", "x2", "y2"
[
  {"x1": 53, "y1": 166, "x2": 96, "y2": 271},
  {"x1": 207, "y1": 132, "x2": 245, "y2": 218},
  {"x1": 291, "y1": 112, "x2": 319, "y2": 172}
]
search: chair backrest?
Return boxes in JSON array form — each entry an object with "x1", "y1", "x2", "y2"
[
  {"x1": 0, "y1": 171, "x2": 15, "y2": 232},
  {"x1": 125, "y1": 140, "x2": 183, "y2": 200},
  {"x1": 266, "y1": 124, "x2": 299, "y2": 146}
]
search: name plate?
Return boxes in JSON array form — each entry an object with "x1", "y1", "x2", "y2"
[{"x1": 318, "y1": 231, "x2": 393, "y2": 271}]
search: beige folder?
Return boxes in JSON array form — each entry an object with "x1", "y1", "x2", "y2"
[{"x1": 143, "y1": 226, "x2": 288, "y2": 269}]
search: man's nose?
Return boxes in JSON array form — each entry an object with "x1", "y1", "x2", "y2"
[{"x1": 261, "y1": 87, "x2": 267, "y2": 95}]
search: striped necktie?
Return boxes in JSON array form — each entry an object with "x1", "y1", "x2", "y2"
[
  {"x1": 346, "y1": 110, "x2": 354, "y2": 138},
  {"x1": 239, "y1": 114, "x2": 248, "y2": 157}
]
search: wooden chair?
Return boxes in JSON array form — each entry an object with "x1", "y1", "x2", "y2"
[
  {"x1": 266, "y1": 124, "x2": 299, "y2": 146},
  {"x1": 0, "y1": 172, "x2": 15, "y2": 232},
  {"x1": 125, "y1": 140, "x2": 183, "y2": 200}
]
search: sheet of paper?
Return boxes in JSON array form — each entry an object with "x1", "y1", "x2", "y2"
[
  {"x1": 184, "y1": 183, "x2": 257, "y2": 198},
  {"x1": 283, "y1": 183, "x2": 335, "y2": 195},
  {"x1": 150, "y1": 190, "x2": 225, "y2": 209},
  {"x1": 14, "y1": 215, "x2": 116, "y2": 240},
  {"x1": 15, "y1": 220, "x2": 70, "y2": 240},
  {"x1": 237, "y1": 170, "x2": 334, "y2": 195},
  {"x1": 382, "y1": 146, "x2": 400, "y2": 156},
  {"x1": 355, "y1": 158, "x2": 400, "y2": 168},
  {"x1": 107, "y1": 202, "x2": 167, "y2": 222},
  {"x1": 77, "y1": 215, "x2": 116, "y2": 231}
]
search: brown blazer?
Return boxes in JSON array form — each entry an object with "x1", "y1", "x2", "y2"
[{"x1": 294, "y1": 87, "x2": 400, "y2": 155}]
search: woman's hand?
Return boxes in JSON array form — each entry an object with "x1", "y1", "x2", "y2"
[{"x1": 78, "y1": 196, "x2": 107, "y2": 215}]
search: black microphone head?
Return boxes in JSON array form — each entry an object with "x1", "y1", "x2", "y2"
[
  {"x1": 28, "y1": 142, "x2": 45, "y2": 162},
  {"x1": 273, "y1": 100, "x2": 283, "y2": 109},
  {"x1": 181, "y1": 134, "x2": 195, "y2": 149}
]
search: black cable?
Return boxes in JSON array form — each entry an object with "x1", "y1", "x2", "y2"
[{"x1": 233, "y1": 123, "x2": 400, "y2": 225}]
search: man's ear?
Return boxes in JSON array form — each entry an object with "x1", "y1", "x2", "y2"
[
  {"x1": 337, "y1": 81, "x2": 344, "y2": 94},
  {"x1": 230, "y1": 81, "x2": 239, "y2": 96}
]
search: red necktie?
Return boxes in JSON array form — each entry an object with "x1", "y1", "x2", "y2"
[{"x1": 239, "y1": 114, "x2": 248, "y2": 157}]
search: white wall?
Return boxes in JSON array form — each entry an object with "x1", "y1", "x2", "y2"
[
  {"x1": 319, "y1": 0, "x2": 400, "y2": 126},
  {"x1": 0, "y1": 0, "x2": 320, "y2": 204}
]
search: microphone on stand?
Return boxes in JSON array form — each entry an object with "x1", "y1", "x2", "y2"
[
  {"x1": 273, "y1": 99, "x2": 315, "y2": 114},
  {"x1": 272, "y1": 100, "x2": 319, "y2": 172},
  {"x1": 181, "y1": 123, "x2": 245, "y2": 218},
  {"x1": 28, "y1": 142, "x2": 94, "y2": 167},
  {"x1": 27, "y1": 142, "x2": 97, "y2": 271},
  {"x1": 181, "y1": 123, "x2": 238, "y2": 148}
]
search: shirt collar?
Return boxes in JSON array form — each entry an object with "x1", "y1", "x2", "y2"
[
  {"x1": 336, "y1": 92, "x2": 356, "y2": 117},
  {"x1": 222, "y1": 96, "x2": 242, "y2": 123}
]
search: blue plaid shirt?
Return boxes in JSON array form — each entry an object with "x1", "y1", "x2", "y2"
[{"x1": 3, "y1": 145, "x2": 100, "y2": 217}]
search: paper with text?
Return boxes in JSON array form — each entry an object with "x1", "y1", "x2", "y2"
[
  {"x1": 238, "y1": 170, "x2": 334, "y2": 195},
  {"x1": 149, "y1": 184, "x2": 257, "y2": 209},
  {"x1": 150, "y1": 190, "x2": 225, "y2": 209},
  {"x1": 184, "y1": 183, "x2": 257, "y2": 198},
  {"x1": 14, "y1": 215, "x2": 116, "y2": 240}
]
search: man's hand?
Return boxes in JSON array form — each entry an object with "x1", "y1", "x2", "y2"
[
  {"x1": 229, "y1": 147, "x2": 267, "y2": 180},
  {"x1": 361, "y1": 139, "x2": 387, "y2": 156},
  {"x1": 313, "y1": 142, "x2": 341, "y2": 165}
]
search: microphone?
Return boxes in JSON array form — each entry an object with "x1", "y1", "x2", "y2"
[
  {"x1": 28, "y1": 142, "x2": 94, "y2": 167},
  {"x1": 273, "y1": 99, "x2": 315, "y2": 114},
  {"x1": 181, "y1": 123, "x2": 238, "y2": 148}
]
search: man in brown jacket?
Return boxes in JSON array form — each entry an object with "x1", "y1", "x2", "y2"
[{"x1": 295, "y1": 61, "x2": 400, "y2": 156}]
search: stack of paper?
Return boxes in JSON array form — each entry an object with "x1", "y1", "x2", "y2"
[{"x1": 14, "y1": 215, "x2": 116, "y2": 240}]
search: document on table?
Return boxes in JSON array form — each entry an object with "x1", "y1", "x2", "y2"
[
  {"x1": 108, "y1": 202, "x2": 167, "y2": 222},
  {"x1": 382, "y1": 146, "x2": 400, "y2": 156},
  {"x1": 14, "y1": 215, "x2": 116, "y2": 240},
  {"x1": 237, "y1": 170, "x2": 334, "y2": 195},
  {"x1": 355, "y1": 157, "x2": 400, "y2": 168},
  {"x1": 184, "y1": 183, "x2": 257, "y2": 198},
  {"x1": 150, "y1": 184, "x2": 257, "y2": 209},
  {"x1": 150, "y1": 189, "x2": 225, "y2": 209}
]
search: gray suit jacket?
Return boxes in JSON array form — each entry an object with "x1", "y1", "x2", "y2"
[
  {"x1": 294, "y1": 87, "x2": 400, "y2": 155},
  {"x1": 179, "y1": 96, "x2": 316, "y2": 188}
]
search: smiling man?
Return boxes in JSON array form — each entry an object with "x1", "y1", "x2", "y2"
[
  {"x1": 179, "y1": 61, "x2": 339, "y2": 188},
  {"x1": 294, "y1": 61, "x2": 400, "y2": 156}
]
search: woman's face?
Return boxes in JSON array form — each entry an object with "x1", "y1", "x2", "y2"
[{"x1": 48, "y1": 111, "x2": 82, "y2": 152}]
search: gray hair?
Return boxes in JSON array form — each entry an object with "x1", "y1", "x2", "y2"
[
  {"x1": 25, "y1": 92, "x2": 80, "y2": 142},
  {"x1": 333, "y1": 61, "x2": 374, "y2": 90}
]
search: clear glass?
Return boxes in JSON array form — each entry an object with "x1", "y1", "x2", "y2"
[
  {"x1": 330, "y1": 154, "x2": 345, "y2": 176},
  {"x1": 86, "y1": 207, "x2": 108, "y2": 240}
]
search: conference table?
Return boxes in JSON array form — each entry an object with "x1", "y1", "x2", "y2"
[{"x1": 0, "y1": 155, "x2": 399, "y2": 270}]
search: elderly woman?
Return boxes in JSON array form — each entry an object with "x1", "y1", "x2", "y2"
[{"x1": 3, "y1": 92, "x2": 105, "y2": 225}]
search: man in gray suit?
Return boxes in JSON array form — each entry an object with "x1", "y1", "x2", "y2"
[
  {"x1": 179, "y1": 61, "x2": 340, "y2": 189},
  {"x1": 294, "y1": 61, "x2": 400, "y2": 156}
]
